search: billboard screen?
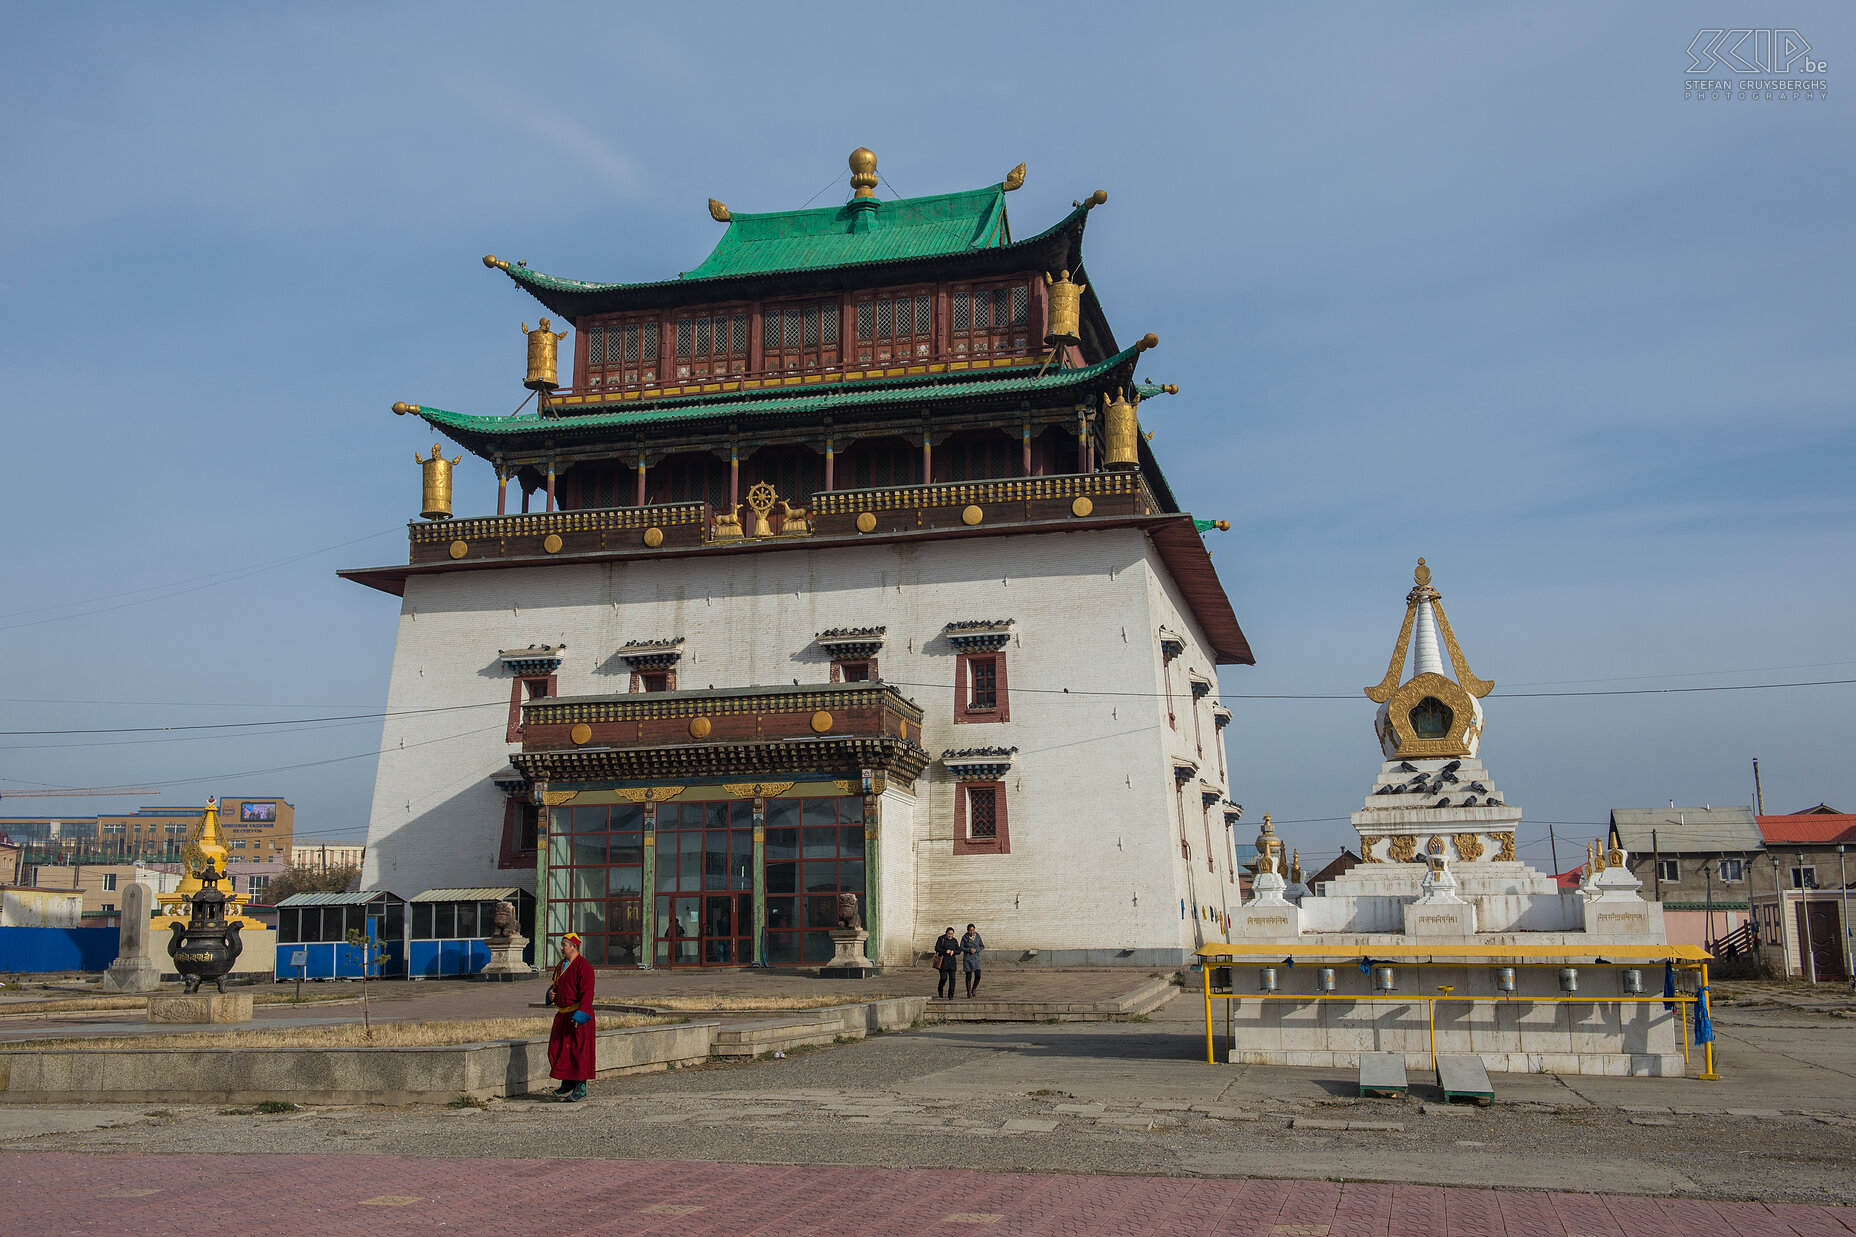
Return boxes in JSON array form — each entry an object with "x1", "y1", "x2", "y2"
[{"x1": 239, "y1": 802, "x2": 278, "y2": 824}]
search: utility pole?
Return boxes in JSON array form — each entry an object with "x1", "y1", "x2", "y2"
[
  {"x1": 1548, "y1": 825, "x2": 1559, "y2": 877},
  {"x1": 1839, "y1": 844, "x2": 1851, "y2": 983},
  {"x1": 1799, "y1": 851, "x2": 1817, "y2": 984},
  {"x1": 1652, "y1": 828, "x2": 1661, "y2": 902},
  {"x1": 1753, "y1": 757, "x2": 1765, "y2": 816}
]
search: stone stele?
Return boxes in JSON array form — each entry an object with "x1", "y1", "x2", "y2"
[{"x1": 99, "y1": 881, "x2": 161, "y2": 994}]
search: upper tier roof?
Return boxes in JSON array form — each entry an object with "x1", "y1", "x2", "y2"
[
  {"x1": 686, "y1": 184, "x2": 1011, "y2": 280},
  {"x1": 488, "y1": 184, "x2": 1100, "y2": 322}
]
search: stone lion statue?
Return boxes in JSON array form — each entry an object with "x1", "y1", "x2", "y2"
[
  {"x1": 488, "y1": 900, "x2": 518, "y2": 941},
  {"x1": 836, "y1": 892, "x2": 862, "y2": 930}
]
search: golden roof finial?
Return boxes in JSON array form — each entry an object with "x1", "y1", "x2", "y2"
[
  {"x1": 849, "y1": 147, "x2": 879, "y2": 198},
  {"x1": 1003, "y1": 161, "x2": 1026, "y2": 192},
  {"x1": 708, "y1": 198, "x2": 731, "y2": 222},
  {"x1": 1414, "y1": 556, "x2": 1432, "y2": 587}
]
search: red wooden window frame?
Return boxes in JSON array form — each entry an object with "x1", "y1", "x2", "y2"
[
  {"x1": 498, "y1": 798, "x2": 539, "y2": 870},
  {"x1": 947, "y1": 280, "x2": 1031, "y2": 358},
  {"x1": 854, "y1": 286, "x2": 935, "y2": 366},
  {"x1": 953, "y1": 781, "x2": 1010, "y2": 855},
  {"x1": 674, "y1": 306, "x2": 749, "y2": 381},
  {"x1": 762, "y1": 298, "x2": 841, "y2": 374},
  {"x1": 631, "y1": 669, "x2": 676, "y2": 693},
  {"x1": 583, "y1": 315, "x2": 661, "y2": 390},
  {"x1": 954, "y1": 652, "x2": 1009, "y2": 723},
  {"x1": 831, "y1": 658, "x2": 878, "y2": 683},
  {"x1": 507, "y1": 674, "x2": 557, "y2": 742}
]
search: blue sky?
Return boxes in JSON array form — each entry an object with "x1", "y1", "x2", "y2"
[{"x1": 1, "y1": 4, "x2": 1850, "y2": 871}]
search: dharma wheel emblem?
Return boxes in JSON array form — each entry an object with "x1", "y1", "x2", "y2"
[{"x1": 746, "y1": 481, "x2": 779, "y2": 537}]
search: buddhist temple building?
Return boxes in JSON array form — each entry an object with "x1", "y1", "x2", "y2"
[{"x1": 343, "y1": 150, "x2": 1253, "y2": 970}]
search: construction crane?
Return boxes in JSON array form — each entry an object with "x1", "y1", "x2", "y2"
[{"x1": 0, "y1": 786, "x2": 159, "y2": 799}]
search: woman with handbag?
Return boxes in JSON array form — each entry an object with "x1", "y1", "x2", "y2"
[
  {"x1": 932, "y1": 926, "x2": 960, "y2": 1000},
  {"x1": 546, "y1": 933, "x2": 596, "y2": 1101}
]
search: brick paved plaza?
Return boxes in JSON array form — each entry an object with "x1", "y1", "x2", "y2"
[{"x1": 8, "y1": 1151, "x2": 1856, "y2": 1236}]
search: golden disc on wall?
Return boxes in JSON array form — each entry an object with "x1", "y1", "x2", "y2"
[
  {"x1": 688, "y1": 716, "x2": 712, "y2": 739},
  {"x1": 855, "y1": 512, "x2": 877, "y2": 533},
  {"x1": 644, "y1": 526, "x2": 665, "y2": 547},
  {"x1": 961, "y1": 505, "x2": 983, "y2": 526},
  {"x1": 543, "y1": 533, "x2": 563, "y2": 554},
  {"x1": 1071, "y1": 496, "x2": 1094, "y2": 517},
  {"x1": 448, "y1": 540, "x2": 469, "y2": 559},
  {"x1": 569, "y1": 723, "x2": 592, "y2": 745},
  {"x1": 810, "y1": 710, "x2": 833, "y2": 733}
]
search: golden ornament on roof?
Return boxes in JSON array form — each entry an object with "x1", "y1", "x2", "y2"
[
  {"x1": 1044, "y1": 270, "x2": 1084, "y2": 346},
  {"x1": 849, "y1": 147, "x2": 878, "y2": 199},
  {"x1": 708, "y1": 198, "x2": 731, "y2": 222},
  {"x1": 1003, "y1": 162, "x2": 1026, "y2": 192},
  {"x1": 416, "y1": 443, "x2": 462, "y2": 520},
  {"x1": 1102, "y1": 387, "x2": 1140, "y2": 470},
  {"x1": 522, "y1": 318, "x2": 569, "y2": 391}
]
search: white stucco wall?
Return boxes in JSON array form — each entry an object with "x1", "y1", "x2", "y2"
[{"x1": 360, "y1": 526, "x2": 1239, "y2": 963}]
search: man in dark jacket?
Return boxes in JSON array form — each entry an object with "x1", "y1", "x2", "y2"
[{"x1": 932, "y1": 927, "x2": 959, "y2": 999}]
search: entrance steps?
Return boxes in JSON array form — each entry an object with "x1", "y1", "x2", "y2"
[
  {"x1": 710, "y1": 1015, "x2": 850, "y2": 1058},
  {"x1": 925, "y1": 976, "x2": 1178, "y2": 1023}
]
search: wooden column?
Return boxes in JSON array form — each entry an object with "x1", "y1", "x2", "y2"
[
  {"x1": 862, "y1": 769, "x2": 882, "y2": 963},
  {"x1": 496, "y1": 465, "x2": 508, "y2": 516},
  {"x1": 545, "y1": 460, "x2": 557, "y2": 512},
  {"x1": 729, "y1": 445, "x2": 740, "y2": 507},
  {"x1": 1021, "y1": 422, "x2": 1032, "y2": 478},
  {"x1": 824, "y1": 434, "x2": 835, "y2": 491},
  {"x1": 640, "y1": 796, "x2": 658, "y2": 969},
  {"x1": 921, "y1": 429, "x2": 933, "y2": 485},
  {"x1": 635, "y1": 457, "x2": 647, "y2": 507},
  {"x1": 751, "y1": 795, "x2": 767, "y2": 966},
  {"x1": 532, "y1": 780, "x2": 555, "y2": 970},
  {"x1": 521, "y1": 483, "x2": 530, "y2": 514}
]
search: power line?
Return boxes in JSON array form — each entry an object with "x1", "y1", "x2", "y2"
[
  {"x1": 0, "y1": 700, "x2": 504, "y2": 737},
  {"x1": 0, "y1": 526, "x2": 400, "y2": 632}
]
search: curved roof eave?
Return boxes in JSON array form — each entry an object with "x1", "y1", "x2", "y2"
[{"x1": 495, "y1": 203, "x2": 1092, "y2": 319}]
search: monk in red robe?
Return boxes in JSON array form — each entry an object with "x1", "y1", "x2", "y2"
[{"x1": 547, "y1": 933, "x2": 596, "y2": 1101}]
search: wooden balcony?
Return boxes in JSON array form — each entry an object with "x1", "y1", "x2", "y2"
[
  {"x1": 512, "y1": 682, "x2": 930, "y2": 784},
  {"x1": 407, "y1": 473, "x2": 1159, "y2": 566}
]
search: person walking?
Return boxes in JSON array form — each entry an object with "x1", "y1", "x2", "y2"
[
  {"x1": 547, "y1": 932, "x2": 596, "y2": 1101},
  {"x1": 961, "y1": 923, "x2": 985, "y2": 998},
  {"x1": 933, "y1": 926, "x2": 960, "y2": 999}
]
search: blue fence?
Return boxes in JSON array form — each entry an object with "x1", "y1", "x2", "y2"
[
  {"x1": 408, "y1": 939, "x2": 493, "y2": 977},
  {"x1": 0, "y1": 926, "x2": 120, "y2": 973},
  {"x1": 272, "y1": 941, "x2": 389, "y2": 980}
]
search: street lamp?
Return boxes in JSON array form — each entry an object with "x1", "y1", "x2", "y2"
[
  {"x1": 1702, "y1": 859, "x2": 1716, "y2": 953},
  {"x1": 1840, "y1": 844, "x2": 1851, "y2": 984},
  {"x1": 1770, "y1": 853, "x2": 1786, "y2": 978}
]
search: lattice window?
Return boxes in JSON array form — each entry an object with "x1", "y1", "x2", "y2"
[
  {"x1": 674, "y1": 310, "x2": 747, "y2": 380},
  {"x1": 945, "y1": 435, "x2": 1017, "y2": 482},
  {"x1": 948, "y1": 281, "x2": 1032, "y2": 357},
  {"x1": 763, "y1": 300, "x2": 839, "y2": 373},
  {"x1": 855, "y1": 287, "x2": 935, "y2": 364},
  {"x1": 967, "y1": 786, "x2": 998, "y2": 839},
  {"x1": 583, "y1": 317, "x2": 659, "y2": 389}
]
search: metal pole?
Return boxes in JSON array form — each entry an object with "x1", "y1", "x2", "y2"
[
  {"x1": 1799, "y1": 851, "x2": 1818, "y2": 984},
  {"x1": 1549, "y1": 825, "x2": 1559, "y2": 877},
  {"x1": 1653, "y1": 829, "x2": 1661, "y2": 901},
  {"x1": 1705, "y1": 862, "x2": 1715, "y2": 952},
  {"x1": 1202, "y1": 961, "x2": 1215, "y2": 1064},
  {"x1": 1699, "y1": 961, "x2": 1719, "y2": 1081},
  {"x1": 1840, "y1": 845, "x2": 1851, "y2": 983},
  {"x1": 1753, "y1": 757, "x2": 1765, "y2": 816}
]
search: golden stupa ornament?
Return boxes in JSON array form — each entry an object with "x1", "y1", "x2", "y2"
[
  {"x1": 416, "y1": 443, "x2": 462, "y2": 520},
  {"x1": 849, "y1": 148, "x2": 879, "y2": 199},
  {"x1": 522, "y1": 318, "x2": 569, "y2": 391},
  {"x1": 157, "y1": 798, "x2": 256, "y2": 925},
  {"x1": 1101, "y1": 387, "x2": 1141, "y2": 470},
  {"x1": 1363, "y1": 558, "x2": 1492, "y2": 759},
  {"x1": 1044, "y1": 270, "x2": 1084, "y2": 346}
]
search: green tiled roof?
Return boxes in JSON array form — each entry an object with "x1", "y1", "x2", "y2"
[
  {"x1": 687, "y1": 186, "x2": 1008, "y2": 280},
  {"x1": 498, "y1": 190, "x2": 1085, "y2": 298},
  {"x1": 407, "y1": 343, "x2": 1146, "y2": 443}
]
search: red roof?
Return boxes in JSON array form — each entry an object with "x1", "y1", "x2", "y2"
[
  {"x1": 1554, "y1": 865, "x2": 1584, "y2": 889},
  {"x1": 1757, "y1": 814, "x2": 1856, "y2": 846}
]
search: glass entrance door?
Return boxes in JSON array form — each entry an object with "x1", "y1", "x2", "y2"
[{"x1": 654, "y1": 800, "x2": 754, "y2": 966}]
